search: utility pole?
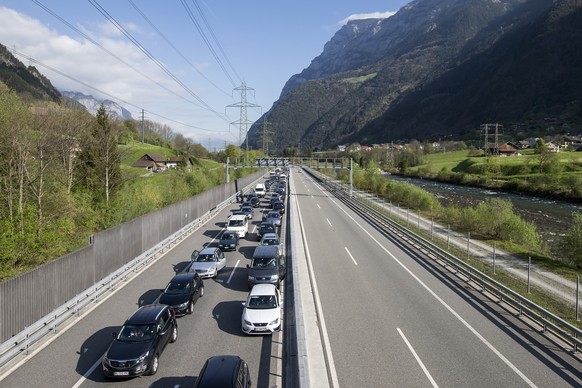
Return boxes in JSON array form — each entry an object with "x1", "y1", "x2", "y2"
[
  {"x1": 226, "y1": 82, "x2": 261, "y2": 164},
  {"x1": 141, "y1": 109, "x2": 145, "y2": 144}
]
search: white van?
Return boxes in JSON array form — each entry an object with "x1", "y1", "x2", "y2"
[
  {"x1": 254, "y1": 183, "x2": 266, "y2": 198},
  {"x1": 227, "y1": 214, "x2": 248, "y2": 238}
]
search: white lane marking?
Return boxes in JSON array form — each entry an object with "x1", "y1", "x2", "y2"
[
  {"x1": 296, "y1": 194, "x2": 340, "y2": 388},
  {"x1": 326, "y1": 218, "x2": 333, "y2": 227},
  {"x1": 227, "y1": 260, "x2": 240, "y2": 284},
  {"x1": 344, "y1": 247, "x2": 358, "y2": 266},
  {"x1": 397, "y1": 328, "x2": 439, "y2": 388},
  {"x1": 72, "y1": 354, "x2": 104, "y2": 388},
  {"x1": 326, "y1": 194, "x2": 538, "y2": 388},
  {"x1": 317, "y1": 204, "x2": 321, "y2": 209}
]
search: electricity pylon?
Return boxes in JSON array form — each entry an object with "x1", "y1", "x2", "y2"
[{"x1": 226, "y1": 82, "x2": 260, "y2": 161}]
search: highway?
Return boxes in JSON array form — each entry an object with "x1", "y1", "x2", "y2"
[
  {"x1": 1, "y1": 168, "x2": 581, "y2": 387},
  {"x1": 0, "y1": 188, "x2": 285, "y2": 388},
  {"x1": 290, "y1": 170, "x2": 581, "y2": 387}
]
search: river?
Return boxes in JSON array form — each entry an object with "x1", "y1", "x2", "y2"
[{"x1": 384, "y1": 174, "x2": 582, "y2": 248}]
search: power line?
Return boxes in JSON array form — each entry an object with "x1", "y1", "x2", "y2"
[
  {"x1": 10, "y1": 48, "x2": 228, "y2": 133},
  {"x1": 126, "y1": 0, "x2": 232, "y2": 99},
  {"x1": 31, "y1": 0, "x2": 206, "y2": 109},
  {"x1": 180, "y1": 0, "x2": 237, "y2": 88},
  {"x1": 88, "y1": 0, "x2": 228, "y2": 121}
]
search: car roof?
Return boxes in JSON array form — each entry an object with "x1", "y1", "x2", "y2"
[
  {"x1": 229, "y1": 214, "x2": 247, "y2": 220},
  {"x1": 195, "y1": 355, "x2": 243, "y2": 387},
  {"x1": 253, "y1": 245, "x2": 280, "y2": 258},
  {"x1": 125, "y1": 304, "x2": 167, "y2": 325},
  {"x1": 267, "y1": 211, "x2": 280, "y2": 216},
  {"x1": 249, "y1": 283, "x2": 277, "y2": 296},
  {"x1": 199, "y1": 247, "x2": 219, "y2": 254},
  {"x1": 169, "y1": 272, "x2": 197, "y2": 282}
]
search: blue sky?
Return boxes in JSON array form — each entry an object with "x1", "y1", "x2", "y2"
[{"x1": 0, "y1": 0, "x2": 407, "y2": 150}]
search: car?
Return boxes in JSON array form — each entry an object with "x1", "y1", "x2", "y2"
[
  {"x1": 247, "y1": 245, "x2": 286, "y2": 289},
  {"x1": 157, "y1": 272, "x2": 204, "y2": 316},
  {"x1": 245, "y1": 192, "x2": 258, "y2": 202},
  {"x1": 218, "y1": 231, "x2": 239, "y2": 251},
  {"x1": 240, "y1": 205, "x2": 254, "y2": 219},
  {"x1": 241, "y1": 284, "x2": 281, "y2": 335},
  {"x1": 249, "y1": 196, "x2": 260, "y2": 208},
  {"x1": 240, "y1": 201, "x2": 252, "y2": 209},
  {"x1": 259, "y1": 232, "x2": 281, "y2": 247},
  {"x1": 276, "y1": 187, "x2": 286, "y2": 196},
  {"x1": 226, "y1": 214, "x2": 248, "y2": 238},
  {"x1": 265, "y1": 211, "x2": 282, "y2": 227},
  {"x1": 188, "y1": 247, "x2": 226, "y2": 278},
  {"x1": 102, "y1": 304, "x2": 177, "y2": 378},
  {"x1": 256, "y1": 221, "x2": 276, "y2": 241},
  {"x1": 254, "y1": 183, "x2": 266, "y2": 198},
  {"x1": 194, "y1": 355, "x2": 251, "y2": 388},
  {"x1": 273, "y1": 201, "x2": 285, "y2": 214}
]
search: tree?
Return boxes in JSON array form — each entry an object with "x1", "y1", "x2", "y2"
[
  {"x1": 558, "y1": 212, "x2": 582, "y2": 267},
  {"x1": 79, "y1": 105, "x2": 122, "y2": 207}
]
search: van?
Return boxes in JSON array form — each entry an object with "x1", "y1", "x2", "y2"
[
  {"x1": 254, "y1": 183, "x2": 266, "y2": 198},
  {"x1": 227, "y1": 214, "x2": 248, "y2": 238},
  {"x1": 247, "y1": 245, "x2": 286, "y2": 289}
]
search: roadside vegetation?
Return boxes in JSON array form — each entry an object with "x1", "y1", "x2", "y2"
[{"x1": 0, "y1": 84, "x2": 258, "y2": 281}]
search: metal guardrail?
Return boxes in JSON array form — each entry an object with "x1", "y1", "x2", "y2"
[
  {"x1": 309, "y1": 168, "x2": 582, "y2": 354},
  {"x1": 0, "y1": 190, "x2": 246, "y2": 370}
]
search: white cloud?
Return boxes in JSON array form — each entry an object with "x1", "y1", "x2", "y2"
[{"x1": 339, "y1": 11, "x2": 396, "y2": 26}]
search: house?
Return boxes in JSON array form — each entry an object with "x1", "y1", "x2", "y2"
[
  {"x1": 166, "y1": 156, "x2": 184, "y2": 169},
  {"x1": 132, "y1": 154, "x2": 167, "y2": 171},
  {"x1": 484, "y1": 142, "x2": 518, "y2": 156}
]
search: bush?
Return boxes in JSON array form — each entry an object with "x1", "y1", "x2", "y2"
[{"x1": 558, "y1": 212, "x2": 582, "y2": 267}]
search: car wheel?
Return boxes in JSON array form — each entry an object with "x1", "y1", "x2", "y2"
[
  {"x1": 170, "y1": 325, "x2": 178, "y2": 343},
  {"x1": 148, "y1": 354, "x2": 159, "y2": 375},
  {"x1": 200, "y1": 285, "x2": 204, "y2": 297},
  {"x1": 186, "y1": 302, "x2": 193, "y2": 314}
]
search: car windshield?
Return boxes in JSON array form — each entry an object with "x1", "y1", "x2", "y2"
[
  {"x1": 196, "y1": 253, "x2": 216, "y2": 262},
  {"x1": 247, "y1": 295, "x2": 277, "y2": 309},
  {"x1": 268, "y1": 213, "x2": 280, "y2": 219},
  {"x1": 251, "y1": 257, "x2": 277, "y2": 268},
  {"x1": 222, "y1": 233, "x2": 235, "y2": 240},
  {"x1": 260, "y1": 225, "x2": 275, "y2": 232},
  {"x1": 261, "y1": 238, "x2": 279, "y2": 246},
  {"x1": 117, "y1": 324, "x2": 155, "y2": 342},
  {"x1": 229, "y1": 219, "x2": 244, "y2": 227},
  {"x1": 164, "y1": 281, "x2": 190, "y2": 295},
  {"x1": 242, "y1": 207, "x2": 252, "y2": 212}
]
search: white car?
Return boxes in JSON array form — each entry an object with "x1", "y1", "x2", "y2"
[
  {"x1": 241, "y1": 284, "x2": 281, "y2": 335},
  {"x1": 188, "y1": 247, "x2": 226, "y2": 278}
]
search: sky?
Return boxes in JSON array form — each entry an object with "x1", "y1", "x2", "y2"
[{"x1": 0, "y1": 0, "x2": 407, "y2": 151}]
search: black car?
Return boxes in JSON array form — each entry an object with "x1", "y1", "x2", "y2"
[
  {"x1": 102, "y1": 304, "x2": 177, "y2": 378},
  {"x1": 273, "y1": 201, "x2": 285, "y2": 214},
  {"x1": 249, "y1": 196, "x2": 260, "y2": 208},
  {"x1": 257, "y1": 221, "x2": 276, "y2": 241},
  {"x1": 269, "y1": 196, "x2": 280, "y2": 209},
  {"x1": 219, "y1": 231, "x2": 240, "y2": 251},
  {"x1": 194, "y1": 355, "x2": 251, "y2": 388},
  {"x1": 158, "y1": 272, "x2": 204, "y2": 316}
]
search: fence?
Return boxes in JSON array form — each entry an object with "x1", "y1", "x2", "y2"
[{"x1": 0, "y1": 171, "x2": 263, "y2": 345}]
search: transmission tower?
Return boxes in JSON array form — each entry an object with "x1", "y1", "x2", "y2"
[
  {"x1": 260, "y1": 118, "x2": 273, "y2": 156},
  {"x1": 481, "y1": 123, "x2": 502, "y2": 157},
  {"x1": 226, "y1": 82, "x2": 260, "y2": 158}
]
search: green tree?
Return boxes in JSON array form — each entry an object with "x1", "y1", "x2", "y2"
[{"x1": 558, "y1": 212, "x2": 582, "y2": 267}]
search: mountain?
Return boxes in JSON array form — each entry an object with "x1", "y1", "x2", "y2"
[
  {"x1": 61, "y1": 91, "x2": 133, "y2": 120},
  {"x1": 248, "y1": 0, "x2": 582, "y2": 151},
  {"x1": 0, "y1": 43, "x2": 61, "y2": 101}
]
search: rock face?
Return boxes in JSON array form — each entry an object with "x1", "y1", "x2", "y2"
[
  {"x1": 61, "y1": 91, "x2": 133, "y2": 120},
  {"x1": 248, "y1": 0, "x2": 582, "y2": 152}
]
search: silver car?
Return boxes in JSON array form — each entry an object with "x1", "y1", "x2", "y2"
[
  {"x1": 265, "y1": 211, "x2": 281, "y2": 227},
  {"x1": 188, "y1": 247, "x2": 226, "y2": 278}
]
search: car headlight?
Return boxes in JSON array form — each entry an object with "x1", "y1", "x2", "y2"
[
  {"x1": 271, "y1": 274, "x2": 279, "y2": 280},
  {"x1": 243, "y1": 319, "x2": 252, "y2": 325},
  {"x1": 103, "y1": 356, "x2": 110, "y2": 366},
  {"x1": 177, "y1": 302, "x2": 189, "y2": 309},
  {"x1": 137, "y1": 351, "x2": 150, "y2": 363},
  {"x1": 248, "y1": 276, "x2": 255, "y2": 280},
  {"x1": 269, "y1": 318, "x2": 279, "y2": 325}
]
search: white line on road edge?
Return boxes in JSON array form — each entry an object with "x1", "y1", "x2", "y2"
[
  {"x1": 326, "y1": 218, "x2": 333, "y2": 227},
  {"x1": 397, "y1": 328, "x2": 439, "y2": 388},
  {"x1": 227, "y1": 260, "x2": 240, "y2": 284},
  {"x1": 324, "y1": 193, "x2": 538, "y2": 388},
  {"x1": 344, "y1": 247, "x2": 358, "y2": 266},
  {"x1": 317, "y1": 204, "x2": 321, "y2": 209},
  {"x1": 72, "y1": 355, "x2": 104, "y2": 388},
  {"x1": 296, "y1": 194, "x2": 340, "y2": 387}
]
